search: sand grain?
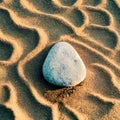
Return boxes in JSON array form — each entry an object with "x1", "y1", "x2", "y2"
[{"x1": 0, "y1": 0, "x2": 120, "y2": 120}]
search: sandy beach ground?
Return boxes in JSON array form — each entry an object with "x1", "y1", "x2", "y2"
[{"x1": 0, "y1": 0, "x2": 120, "y2": 120}]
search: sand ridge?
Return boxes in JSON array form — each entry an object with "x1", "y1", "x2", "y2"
[{"x1": 0, "y1": 0, "x2": 120, "y2": 119}]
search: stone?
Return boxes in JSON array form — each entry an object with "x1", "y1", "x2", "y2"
[{"x1": 42, "y1": 42, "x2": 86, "y2": 87}]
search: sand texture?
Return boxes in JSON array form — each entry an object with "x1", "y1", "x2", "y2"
[{"x1": 0, "y1": 0, "x2": 120, "y2": 120}]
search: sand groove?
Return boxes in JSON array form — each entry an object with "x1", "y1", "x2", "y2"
[
  {"x1": 83, "y1": 25, "x2": 118, "y2": 49},
  {"x1": 0, "y1": 0, "x2": 120, "y2": 120},
  {"x1": 0, "y1": 40, "x2": 13, "y2": 61},
  {"x1": 83, "y1": 6, "x2": 111, "y2": 26}
]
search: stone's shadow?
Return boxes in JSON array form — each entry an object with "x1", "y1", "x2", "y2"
[
  {"x1": 24, "y1": 43, "x2": 68, "y2": 91},
  {"x1": 24, "y1": 44, "x2": 55, "y2": 92},
  {"x1": 23, "y1": 43, "x2": 86, "y2": 103}
]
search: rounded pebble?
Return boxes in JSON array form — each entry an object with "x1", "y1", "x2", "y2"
[{"x1": 42, "y1": 42, "x2": 86, "y2": 87}]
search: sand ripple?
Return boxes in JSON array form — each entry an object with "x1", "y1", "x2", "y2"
[{"x1": 0, "y1": 0, "x2": 120, "y2": 119}]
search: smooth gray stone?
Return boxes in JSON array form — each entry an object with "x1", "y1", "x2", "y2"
[{"x1": 42, "y1": 42, "x2": 86, "y2": 86}]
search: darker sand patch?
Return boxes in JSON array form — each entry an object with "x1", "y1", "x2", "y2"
[
  {"x1": 59, "y1": 102, "x2": 78, "y2": 120},
  {"x1": 82, "y1": 0, "x2": 101, "y2": 6},
  {"x1": 26, "y1": 0, "x2": 62, "y2": 14},
  {"x1": 0, "y1": 86, "x2": 10, "y2": 103},
  {"x1": 0, "y1": 41, "x2": 13, "y2": 60},
  {"x1": 7, "y1": 64, "x2": 52, "y2": 120},
  {"x1": 60, "y1": 0, "x2": 77, "y2": 6},
  {"x1": 86, "y1": 66, "x2": 120, "y2": 98},
  {"x1": 84, "y1": 26, "x2": 118, "y2": 49},
  {"x1": 85, "y1": 8, "x2": 110, "y2": 26},
  {"x1": 0, "y1": 0, "x2": 120, "y2": 119},
  {"x1": 63, "y1": 9, "x2": 84, "y2": 27},
  {"x1": 0, "y1": 0, "x2": 3, "y2": 3},
  {"x1": 0, "y1": 9, "x2": 39, "y2": 56},
  {"x1": 115, "y1": 50, "x2": 120, "y2": 63},
  {"x1": 0, "y1": 105, "x2": 14, "y2": 120},
  {"x1": 87, "y1": 95, "x2": 113, "y2": 119},
  {"x1": 106, "y1": 0, "x2": 120, "y2": 24}
]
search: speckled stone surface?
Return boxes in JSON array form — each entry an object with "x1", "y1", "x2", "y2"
[{"x1": 42, "y1": 42, "x2": 86, "y2": 87}]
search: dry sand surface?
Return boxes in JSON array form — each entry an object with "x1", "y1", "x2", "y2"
[{"x1": 0, "y1": 0, "x2": 120, "y2": 120}]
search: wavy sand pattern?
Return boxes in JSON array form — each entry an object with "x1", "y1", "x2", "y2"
[{"x1": 0, "y1": 0, "x2": 120, "y2": 119}]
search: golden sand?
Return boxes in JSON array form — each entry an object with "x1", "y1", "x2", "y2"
[{"x1": 0, "y1": 0, "x2": 120, "y2": 119}]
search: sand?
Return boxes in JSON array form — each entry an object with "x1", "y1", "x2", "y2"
[{"x1": 0, "y1": 0, "x2": 120, "y2": 120}]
